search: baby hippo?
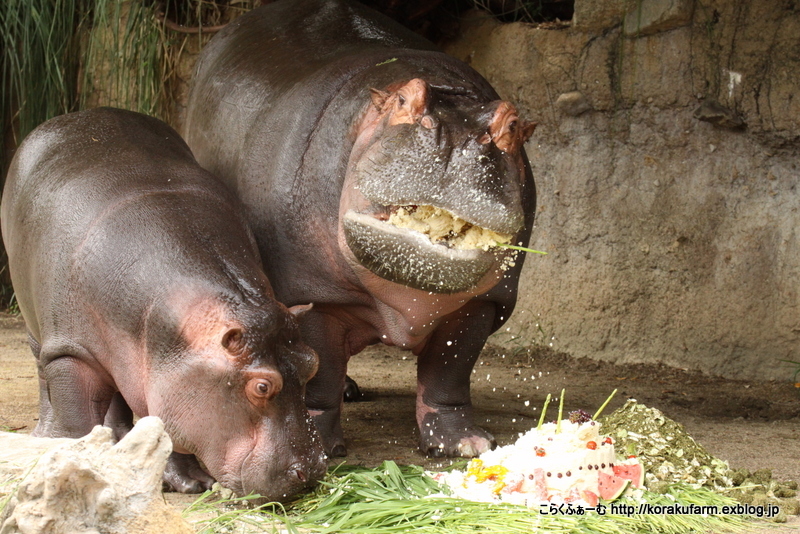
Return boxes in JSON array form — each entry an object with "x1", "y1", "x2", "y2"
[{"x1": 0, "y1": 107, "x2": 326, "y2": 501}]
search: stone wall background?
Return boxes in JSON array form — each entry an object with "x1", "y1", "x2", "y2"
[{"x1": 445, "y1": 0, "x2": 799, "y2": 380}]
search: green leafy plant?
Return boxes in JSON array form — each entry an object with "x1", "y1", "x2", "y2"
[
  {"x1": 496, "y1": 242, "x2": 547, "y2": 254},
  {"x1": 183, "y1": 491, "x2": 294, "y2": 534},
  {"x1": 0, "y1": 0, "x2": 82, "y2": 169},
  {"x1": 81, "y1": 0, "x2": 167, "y2": 117}
]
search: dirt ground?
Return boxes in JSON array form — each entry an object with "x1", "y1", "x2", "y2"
[{"x1": 1, "y1": 312, "x2": 799, "y2": 530}]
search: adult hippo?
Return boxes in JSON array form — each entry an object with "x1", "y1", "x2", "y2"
[
  {"x1": 1, "y1": 108, "x2": 327, "y2": 500},
  {"x1": 185, "y1": 0, "x2": 537, "y2": 458}
]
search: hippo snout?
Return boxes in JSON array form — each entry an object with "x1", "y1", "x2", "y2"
[
  {"x1": 285, "y1": 450, "x2": 328, "y2": 488},
  {"x1": 241, "y1": 453, "x2": 327, "y2": 502}
]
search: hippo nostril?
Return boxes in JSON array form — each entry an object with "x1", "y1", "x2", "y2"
[
  {"x1": 290, "y1": 464, "x2": 307, "y2": 482},
  {"x1": 420, "y1": 115, "x2": 438, "y2": 129}
]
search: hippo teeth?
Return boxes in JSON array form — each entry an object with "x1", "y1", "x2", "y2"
[{"x1": 386, "y1": 205, "x2": 513, "y2": 251}]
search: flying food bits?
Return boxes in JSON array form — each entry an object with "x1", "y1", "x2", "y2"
[
  {"x1": 500, "y1": 252, "x2": 518, "y2": 272},
  {"x1": 387, "y1": 205, "x2": 512, "y2": 250}
]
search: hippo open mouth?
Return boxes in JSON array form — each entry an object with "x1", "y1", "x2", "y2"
[
  {"x1": 342, "y1": 204, "x2": 515, "y2": 294},
  {"x1": 386, "y1": 204, "x2": 514, "y2": 250}
]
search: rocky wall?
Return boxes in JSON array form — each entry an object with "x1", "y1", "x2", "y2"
[{"x1": 444, "y1": 0, "x2": 799, "y2": 380}]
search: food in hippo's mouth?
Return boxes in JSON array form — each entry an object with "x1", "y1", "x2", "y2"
[{"x1": 386, "y1": 205, "x2": 513, "y2": 250}]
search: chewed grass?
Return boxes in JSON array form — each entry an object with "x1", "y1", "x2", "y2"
[
  {"x1": 385, "y1": 204, "x2": 547, "y2": 257},
  {"x1": 183, "y1": 461, "x2": 754, "y2": 534},
  {"x1": 387, "y1": 205, "x2": 513, "y2": 251}
]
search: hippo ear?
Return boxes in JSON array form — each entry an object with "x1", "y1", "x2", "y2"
[
  {"x1": 288, "y1": 303, "x2": 313, "y2": 319},
  {"x1": 221, "y1": 327, "x2": 246, "y2": 356},
  {"x1": 370, "y1": 88, "x2": 391, "y2": 111},
  {"x1": 488, "y1": 101, "x2": 535, "y2": 154},
  {"x1": 519, "y1": 120, "x2": 538, "y2": 144}
]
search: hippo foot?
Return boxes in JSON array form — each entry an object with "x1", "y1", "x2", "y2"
[
  {"x1": 162, "y1": 452, "x2": 216, "y2": 493},
  {"x1": 418, "y1": 408, "x2": 496, "y2": 458},
  {"x1": 309, "y1": 408, "x2": 347, "y2": 457},
  {"x1": 343, "y1": 375, "x2": 362, "y2": 402}
]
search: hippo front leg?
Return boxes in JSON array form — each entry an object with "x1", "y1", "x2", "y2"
[
  {"x1": 31, "y1": 376, "x2": 55, "y2": 437},
  {"x1": 102, "y1": 393, "x2": 214, "y2": 493},
  {"x1": 162, "y1": 452, "x2": 216, "y2": 493},
  {"x1": 299, "y1": 309, "x2": 349, "y2": 457},
  {"x1": 103, "y1": 392, "x2": 133, "y2": 441},
  {"x1": 416, "y1": 300, "x2": 498, "y2": 458}
]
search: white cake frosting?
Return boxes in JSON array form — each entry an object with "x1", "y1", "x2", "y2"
[{"x1": 436, "y1": 419, "x2": 618, "y2": 507}]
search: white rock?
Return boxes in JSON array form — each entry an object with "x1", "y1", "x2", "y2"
[
  {"x1": 0, "y1": 433, "x2": 73, "y2": 478},
  {"x1": 555, "y1": 91, "x2": 592, "y2": 117},
  {"x1": 0, "y1": 417, "x2": 192, "y2": 534}
]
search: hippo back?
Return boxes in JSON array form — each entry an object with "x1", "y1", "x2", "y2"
[{"x1": 1, "y1": 108, "x2": 263, "y2": 350}]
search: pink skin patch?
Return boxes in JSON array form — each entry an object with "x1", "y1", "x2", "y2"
[
  {"x1": 370, "y1": 78, "x2": 536, "y2": 155},
  {"x1": 177, "y1": 296, "x2": 247, "y2": 361}
]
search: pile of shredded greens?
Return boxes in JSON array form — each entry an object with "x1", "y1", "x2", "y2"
[
  {"x1": 602, "y1": 399, "x2": 799, "y2": 522},
  {"x1": 601, "y1": 399, "x2": 734, "y2": 489}
]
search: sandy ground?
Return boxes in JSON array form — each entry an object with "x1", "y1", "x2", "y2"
[{"x1": 1, "y1": 312, "x2": 798, "y2": 532}]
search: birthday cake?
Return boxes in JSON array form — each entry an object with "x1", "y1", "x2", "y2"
[{"x1": 434, "y1": 409, "x2": 643, "y2": 507}]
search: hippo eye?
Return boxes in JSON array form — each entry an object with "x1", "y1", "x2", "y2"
[
  {"x1": 245, "y1": 371, "x2": 283, "y2": 408},
  {"x1": 398, "y1": 94, "x2": 406, "y2": 106},
  {"x1": 508, "y1": 120, "x2": 517, "y2": 133},
  {"x1": 247, "y1": 380, "x2": 272, "y2": 408}
]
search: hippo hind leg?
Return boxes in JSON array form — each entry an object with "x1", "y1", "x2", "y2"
[
  {"x1": 36, "y1": 351, "x2": 116, "y2": 438},
  {"x1": 27, "y1": 332, "x2": 55, "y2": 437}
]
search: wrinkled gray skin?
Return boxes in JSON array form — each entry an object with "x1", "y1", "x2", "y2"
[
  {"x1": 0, "y1": 108, "x2": 326, "y2": 501},
  {"x1": 185, "y1": 0, "x2": 536, "y2": 458}
]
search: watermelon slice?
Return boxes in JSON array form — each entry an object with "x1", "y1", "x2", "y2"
[
  {"x1": 598, "y1": 471, "x2": 630, "y2": 501},
  {"x1": 613, "y1": 457, "x2": 645, "y2": 489},
  {"x1": 580, "y1": 489, "x2": 599, "y2": 507}
]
